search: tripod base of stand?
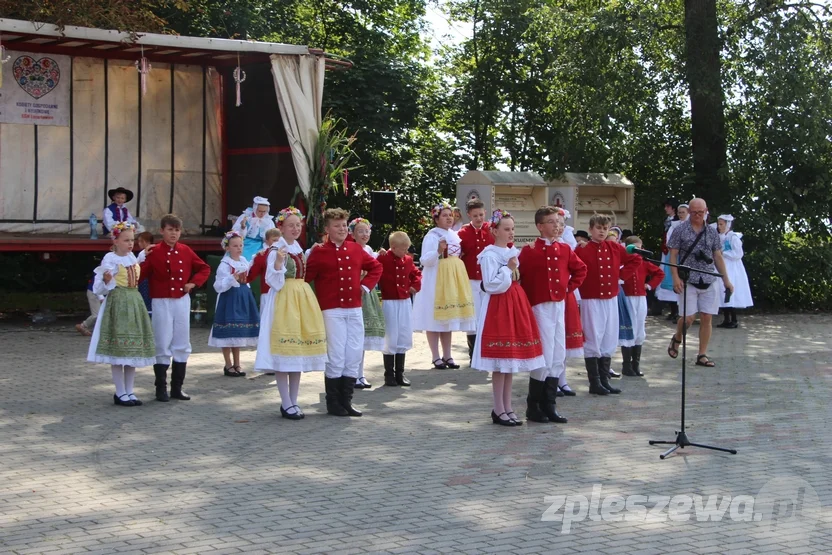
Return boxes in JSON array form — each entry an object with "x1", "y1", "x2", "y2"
[{"x1": 649, "y1": 431, "x2": 738, "y2": 460}]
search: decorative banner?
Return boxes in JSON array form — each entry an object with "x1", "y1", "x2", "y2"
[{"x1": 0, "y1": 51, "x2": 71, "y2": 126}]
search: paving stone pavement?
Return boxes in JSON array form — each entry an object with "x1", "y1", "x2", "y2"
[{"x1": 1, "y1": 313, "x2": 831, "y2": 554}]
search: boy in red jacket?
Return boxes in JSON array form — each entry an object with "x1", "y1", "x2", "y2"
[
  {"x1": 458, "y1": 198, "x2": 494, "y2": 361},
  {"x1": 377, "y1": 231, "x2": 422, "y2": 387},
  {"x1": 620, "y1": 236, "x2": 665, "y2": 376},
  {"x1": 140, "y1": 214, "x2": 210, "y2": 402},
  {"x1": 519, "y1": 206, "x2": 587, "y2": 423},
  {"x1": 575, "y1": 213, "x2": 641, "y2": 395},
  {"x1": 305, "y1": 208, "x2": 383, "y2": 416}
]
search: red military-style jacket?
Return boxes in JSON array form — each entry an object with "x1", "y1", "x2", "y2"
[
  {"x1": 620, "y1": 258, "x2": 665, "y2": 297},
  {"x1": 305, "y1": 239, "x2": 383, "y2": 310},
  {"x1": 518, "y1": 238, "x2": 587, "y2": 307},
  {"x1": 576, "y1": 240, "x2": 641, "y2": 300},
  {"x1": 140, "y1": 242, "x2": 210, "y2": 299},
  {"x1": 377, "y1": 251, "x2": 422, "y2": 300},
  {"x1": 458, "y1": 221, "x2": 494, "y2": 281},
  {"x1": 246, "y1": 249, "x2": 270, "y2": 295}
]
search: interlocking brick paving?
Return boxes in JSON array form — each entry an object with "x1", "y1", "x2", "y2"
[{"x1": 0, "y1": 313, "x2": 830, "y2": 554}]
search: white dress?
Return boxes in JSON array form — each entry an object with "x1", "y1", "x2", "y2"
[
  {"x1": 412, "y1": 227, "x2": 476, "y2": 332},
  {"x1": 471, "y1": 245, "x2": 546, "y2": 373},
  {"x1": 718, "y1": 231, "x2": 753, "y2": 308}
]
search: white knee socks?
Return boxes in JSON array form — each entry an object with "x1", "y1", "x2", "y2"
[
  {"x1": 111, "y1": 365, "x2": 126, "y2": 397},
  {"x1": 124, "y1": 366, "x2": 137, "y2": 400},
  {"x1": 289, "y1": 373, "x2": 301, "y2": 406},
  {"x1": 275, "y1": 372, "x2": 292, "y2": 410}
]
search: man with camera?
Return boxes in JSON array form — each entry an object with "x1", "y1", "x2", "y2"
[{"x1": 666, "y1": 198, "x2": 734, "y2": 367}]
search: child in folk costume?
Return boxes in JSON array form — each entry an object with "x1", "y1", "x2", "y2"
[
  {"x1": 575, "y1": 213, "x2": 642, "y2": 395},
  {"x1": 140, "y1": 214, "x2": 211, "y2": 402},
  {"x1": 458, "y1": 198, "x2": 494, "y2": 362},
  {"x1": 87, "y1": 223, "x2": 156, "y2": 406},
  {"x1": 136, "y1": 231, "x2": 155, "y2": 316},
  {"x1": 377, "y1": 231, "x2": 422, "y2": 387},
  {"x1": 519, "y1": 207, "x2": 587, "y2": 424},
  {"x1": 247, "y1": 228, "x2": 282, "y2": 314},
  {"x1": 620, "y1": 236, "x2": 665, "y2": 376},
  {"x1": 555, "y1": 210, "x2": 585, "y2": 396},
  {"x1": 209, "y1": 231, "x2": 260, "y2": 377},
  {"x1": 102, "y1": 187, "x2": 139, "y2": 235},
  {"x1": 657, "y1": 203, "x2": 689, "y2": 321},
  {"x1": 412, "y1": 200, "x2": 476, "y2": 369},
  {"x1": 306, "y1": 209, "x2": 383, "y2": 417},
  {"x1": 473, "y1": 210, "x2": 546, "y2": 427},
  {"x1": 715, "y1": 215, "x2": 753, "y2": 328},
  {"x1": 349, "y1": 217, "x2": 385, "y2": 390},
  {"x1": 232, "y1": 196, "x2": 277, "y2": 261},
  {"x1": 610, "y1": 229, "x2": 634, "y2": 379},
  {"x1": 254, "y1": 207, "x2": 326, "y2": 420}
]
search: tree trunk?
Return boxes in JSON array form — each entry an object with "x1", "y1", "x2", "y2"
[{"x1": 684, "y1": 0, "x2": 730, "y2": 210}]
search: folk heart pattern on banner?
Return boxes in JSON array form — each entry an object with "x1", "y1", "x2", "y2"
[{"x1": 13, "y1": 55, "x2": 61, "y2": 99}]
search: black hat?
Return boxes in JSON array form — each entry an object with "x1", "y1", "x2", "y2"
[
  {"x1": 662, "y1": 197, "x2": 679, "y2": 209},
  {"x1": 574, "y1": 230, "x2": 590, "y2": 240},
  {"x1": 108, "y1": 187, "x2": 134, "y2": 203}
]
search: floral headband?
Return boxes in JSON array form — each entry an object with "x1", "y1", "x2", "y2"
[
  {"x1": 221, "y1": 230, "x2": 242, "y2": 248},
  {"x1": 111, "y1": 222, "x2": 134, "y2": 238},
  {"x1": 348, "y1": 217, "x2": 372, "y2": 233},
  {"x1": 431, "y1": 200, "x2": 454, "y2": 218},
  {"x1": 276, "y1": 206, "x2": 304, "y2": 224},
  {"x1": 490, "y1": 208, "x2": 512, "y2": 226}
]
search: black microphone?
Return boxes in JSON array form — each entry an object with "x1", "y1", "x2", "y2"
[{"x1": 625, "y1": 244, "x2": 654, "y2": 257}]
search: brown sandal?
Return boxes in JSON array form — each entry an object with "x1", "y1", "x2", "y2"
[
  {"x1": 667, "y1": 335, "x2": 681, "y2": 359},
  {"x1": 695, "y1": 354, "x2": 715, "y2": 367}
]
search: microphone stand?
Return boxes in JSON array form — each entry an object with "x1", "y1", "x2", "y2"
[{"x1": 643, "y1": 256, "x2": 738, "y2": 460}]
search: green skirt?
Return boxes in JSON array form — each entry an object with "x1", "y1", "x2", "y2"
[
  {"x1": 362, "y1": 288, "x2": 385, "y2": 351},
  {"x1": 88, "y1": 287, "x2": 156, "y2": 367}
]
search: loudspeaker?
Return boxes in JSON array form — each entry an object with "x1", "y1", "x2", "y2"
[{"x1": 370, "y1": 191, "x2": 396, "y2": 225}]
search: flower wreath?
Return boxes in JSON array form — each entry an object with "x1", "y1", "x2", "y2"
[
  {"x1": 490, "y1": 208, "x2": 512, "y2": 226},
  {"x1": 221, "y1": 230, "x2": 242, "y2": 248},
  {"x1": 348, "y1": 217, "x2": 372, "y2": 233},
  {"x1": 276, "y1": 206, "x2": 304, "y2": 224},
  {"x1": 111, "y1": 222, "x2": 134, "y2": 238},
  {"x1": 431, "y1": 200, "x2": 454, "y2": 219}
]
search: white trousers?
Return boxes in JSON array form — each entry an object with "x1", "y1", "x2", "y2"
[
  {"x1": 469, "y1": 280, "x2": 484, "y2": 336},
  {"x1": 580, "y1": 298, "x2": 618, "y2": 358},
  {"x1": 152, "y1": 296, "x2": 192, "y2": 365},
  {"x1": 626, "y1": 296, "x2": 648, "y2": 345},
  {"x1": 529, "y1": 301, "x2": 566, "y2": 381},
  {"x1": 323, "y1": 308, "x2": 365, "y2": 379},
  {"x1": 383, "y1": 299, "x2": 413, "y2": 354}
]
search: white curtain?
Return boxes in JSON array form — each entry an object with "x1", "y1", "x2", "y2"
[{"x1": 270, "y1": 54, "x2": 324, "y2": 198}]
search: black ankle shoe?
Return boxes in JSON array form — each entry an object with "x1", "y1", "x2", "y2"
[
  {"x1": 114, "y1": 394, "x2": 135, "y2": 407},
  {"x1": 559, "y1": 385, "x2": 577, "y2": 397},
  {"x1": 506, "y1": 412, "x2": 523, "y2": 426},
  {"x1": 280, "y1": 406, "x2": 302, "y2": 420},
  {"x1": 442, "y1": 358, "x2": 460, "y2": 369},
  {"x1": 491, "y1": 411, "x2": 516, "y2": 426},
  {"x1": 128, "y1": 394, "x2": 143, "y2": 406}
]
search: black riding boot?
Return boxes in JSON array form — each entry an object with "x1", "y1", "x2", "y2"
[
  {"x1": 631, "y1": 345, "x2": 644, "y2": 376},
  {"x1": 544, "y1": 377, "x2": 568, "y2": 423},
  {"x1": 394, "y1": 353, "x2": 411, "y2": 386},
  {"x1": 325, "y1": 377, "x2": 348, "y2": 416},
  {"x1": 621, "y1": 346, "x2": 637, "y2": 376},
  {"x1": 170, "y1": 362, "x2": 191, "y2": 400},
  {"x1": 339, "y1": 376, "x2": 362, "y2": 417},
  {"x1": 383, "y1": 354, "x2": 397, "y2": 386},
  {"x1": 153, "y1": 364, "x2": 170, "y2": 402},
  {"x1": 585, "y1": 358, "x2": 609, "y2": 395},
  {"x1": 467, "y1": 334, "x2": 476, "y2": 360},
  {"x1": 597, "y1": 357, "x2": 621, "y2": 394},
  {"x1": 525, "y1": 378, "x2": 549, "y2": 423}
]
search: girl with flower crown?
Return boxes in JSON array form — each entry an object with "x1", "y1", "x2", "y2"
[
  {"x1": 254, "y1": 206, "x2": 327, "y2": 420},
  {"x1": 209, "y1": 231, "x2": 261, "y2": 377},
  {"x1": 473, "y1": 210, "x2": 546, "y2": 427},
  {"x1": 412, "y1": 200, "x2": 476, "y2": 369},
  {"x1": 87, "y1": 223, "x2": 156, "y2": 407},
  {"x1": 349, "y1": 217, "x2": 385, "y2": 389}
]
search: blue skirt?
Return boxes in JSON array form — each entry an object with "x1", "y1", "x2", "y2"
[
  {"x1": 659, "y1": 252, "x2": 674, "y2": 292},
  {"x1": 617, "y1": 286, "x2": 635, "y2": 345},
  {"x1": 243, "y1": 236, "x2": 264, "y2": 261},
  {"x1": 209, "y1": 285, "x2": 260, "y2": 347}
]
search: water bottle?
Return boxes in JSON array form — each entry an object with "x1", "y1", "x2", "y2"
[{"x1": 89, "y1": 213, "x2": 98, "y2": 240}]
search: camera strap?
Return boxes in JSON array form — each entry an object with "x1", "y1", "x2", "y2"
[{"x1": 679, "y1": 227, "x2": 707, "y2": 266}]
